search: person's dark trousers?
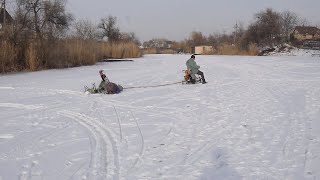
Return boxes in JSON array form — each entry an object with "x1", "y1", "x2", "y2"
[{"x1": 197, "y1": 70, "x2": 206, "y2": 83}]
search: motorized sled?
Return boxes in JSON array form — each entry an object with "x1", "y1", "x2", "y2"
[{"x1": 182, "y1": 70, "x2": 202, "y2": 84}]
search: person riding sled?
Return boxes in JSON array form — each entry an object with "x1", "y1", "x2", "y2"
[
  {"x1": 98, "y1": 70, "x2": 123, "y2": 94},
  {"x1": 186, "y1": 55, "x2": 207, "y2": 84}
]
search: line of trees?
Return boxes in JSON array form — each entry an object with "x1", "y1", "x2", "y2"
[
  {"x1": 1, "y1": 4, "x2": 314, "y2": 73},
  {"x1": 0, "y1": 0, "x2": 141, "y2": 73},
  {"x1": 143, "y1": 8, "x2": 308, "y2": 55},
  {"x1": 240, "y1": 8, "x2": 307, "y2": 48}
]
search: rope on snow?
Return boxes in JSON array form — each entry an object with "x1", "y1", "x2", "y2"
[{"x1": 123, "y1": 81, "x2": 183, "y2": 90}]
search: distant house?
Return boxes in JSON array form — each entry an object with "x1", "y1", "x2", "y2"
[
  {"x1": 291, "y1": 26, "x2": 320, "y2": 41},
  {"x1": 0, "y1": 8, "x2": 13, "y2": 32},
  {"x1": 142, "y1": 39, "x2": 173, "y2": 49},
  {"x1": 191, "y1": 46, "x2": 213, "y2": 55}
]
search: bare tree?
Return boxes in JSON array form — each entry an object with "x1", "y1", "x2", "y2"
[
  {"x1": 240, "y1": 23, "x2": 259, "y2": 49},
  {"x1": 242, "y1": 8, "x2": 282, "y2": 47},
  {"x1": 256, "y1": 8, "x2": 282, "y2": 45},
  {"x1": 207, "y1": 34, "x2": 218, "y2": 48},
  {"x1": 5, "y1": 0, "x2": 72, "y2": 68},
  {"x1": 14, "y1": 0, "x2": 72, "y2": 39},
  {"x1": 281, "y1": 11, "x2": 299, "y2": 41},
  {"x1": 73, "y1": 19, "x2": 97, "y2": 40},
  {"x1": 187, "y1": 31, "x2": 207, "y2": 47},
  {"x1": 120, "y1": 32, "x2": 140, "y2": 45},
  {"x1": 98, "y1": 15, "x2": 121, "y2": 42}
]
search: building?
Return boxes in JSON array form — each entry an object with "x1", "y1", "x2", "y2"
[
  {"x1": 191, "y1": 46, "x2": 214, "y2": 55},
  {"x1": 0, "y1": 7, "x2": 13, "y2": 31},
  {"x1": 291, "y1": 26, "x2": 320, "y2": 41}
]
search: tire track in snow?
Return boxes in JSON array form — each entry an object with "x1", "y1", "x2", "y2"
[
  {"x1": 89, "y1": 97, "x2": 156, "y2": 177},
  {"x1": 98, "y1": 99, "x2": 176, "y2": 143},
  {"x1": 59, "y1": 110, "x2": 120, "y2": 180},
  {"x1": 60, "y1": 112, "x2": 101, "y2": 179},
  {"x1": 97, "y1": 100, "x2": 176, "y2": 178},
  {"x1": 126, "y1": 110, "x2": 145, "y2": 175}
]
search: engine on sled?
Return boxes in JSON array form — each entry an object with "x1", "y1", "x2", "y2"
[{"x1": 182, "y1": 70, "x2": 201, "y2": 84}]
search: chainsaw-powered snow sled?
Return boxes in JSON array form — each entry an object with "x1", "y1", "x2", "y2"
[{"x1": 182, "y1": 70, "x2": 202, "y2": 84}]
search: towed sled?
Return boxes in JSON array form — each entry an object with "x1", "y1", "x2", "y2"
[
  {"x1": 85, "y1": 70, "x2": 123, "y2": 95},
  {"x1": 85, "y1": 82, "x2": 123, "y2": 94}
]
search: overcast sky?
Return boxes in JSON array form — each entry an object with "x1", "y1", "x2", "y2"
[{"x1": 67, "y1": 0, "x2": 320, "y2": 42}]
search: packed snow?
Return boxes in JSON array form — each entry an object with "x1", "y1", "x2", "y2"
[{"x1": 0, "y1": 54, "x2": 320, "y2": 180}]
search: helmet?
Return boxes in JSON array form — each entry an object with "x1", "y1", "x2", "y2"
[
  {"x1": 191, "y1": 55, "x2": 195, "y2": 59},
  {"x1": 99, "y1": 70, "x2": 106, "y2": 81},
  {"x1": 99, "y1": 70, "x2": 104, "y2": 76}
]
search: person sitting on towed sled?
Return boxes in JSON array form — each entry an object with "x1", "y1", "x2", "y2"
[
  {"x1": 186, "y1": 55, "x2": 207, "y2": 84},
  {"x1": 98, "y1": 70, "x2": 123, "y2": 94}
]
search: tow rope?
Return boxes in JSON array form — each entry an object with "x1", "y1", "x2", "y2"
[{"x1": 123, "y1": 81, "x2": 183, "y2": 89}]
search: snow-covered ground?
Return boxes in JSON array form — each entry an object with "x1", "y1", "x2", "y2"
[
  {"x1": 0, "y1": 54, "x2": 320, "y2": 180},
  {"x1": 267, "y1": 45, "x2": 320, "y2": 57}
]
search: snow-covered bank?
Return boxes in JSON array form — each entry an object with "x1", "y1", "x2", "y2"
[
  {"x1": 263, "y1": 44, "x2": 320, "y2": 57},
  {"x1": 0, "y1": 54, "x2": 320, "y2": 180}
]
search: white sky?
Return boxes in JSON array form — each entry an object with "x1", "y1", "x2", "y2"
[{"x1": 67, "y1": 0, "x2": 319, "y2": 41}]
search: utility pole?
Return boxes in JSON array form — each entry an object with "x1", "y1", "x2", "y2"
[
  {"x1": 233, "y1": 22, "x2": 239, "y2": 45},
  {"x1": 1, "y1": 0, "x2": 6, "y2": 28}
]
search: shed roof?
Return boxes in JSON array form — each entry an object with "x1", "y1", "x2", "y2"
[
  {"x1": 294, "y1": 26, "x2": 320, "y2": 35},
  {"x1": 0, "y1": 8, "x2": 13, "y2": 24}
]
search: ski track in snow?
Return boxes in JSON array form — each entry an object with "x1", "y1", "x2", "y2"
[
  {"x1": 0, "y1": 87, "x2": 15, "y2": 90},
  {"x1": 0, "y1": 103, "x2": 44, "y2": 110},
  {"x1": 59, "y1": 110, "x2": 120, "y2": 180},
  {"x1": 0, "y1": 54, "x2": 319, "y2": 180}
]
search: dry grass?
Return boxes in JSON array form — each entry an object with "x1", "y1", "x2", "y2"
[
  {"x1": 143, "y1": 48, "x2": 157, "y2": 54},
  {"x1": 100, "y1": 42, "x2": 141, "y2": 59},
  {"x1": 62, "y1": 39, "x2": 97, "y2": 67},
  {"x1": 25, "y1": 43, "x2": 41, "y2": 71},
  {"x1": 217, "y1": 44, "x2": 241, "y2": 55},
  {"x1": 0, "y1": 41, "x2": 18, "y2": 73},
  {"x1": 247, "y1": 43, "x2": 260, "y2": 56},
  {"x1": 216, "y1": 43, "x2": 259, "y2": 56},
  {"x1": 0, "y1": 39, "x2": 142, "y2": 73},
  {"x1": 159, "y1": 49, "x2": 176, "y2": 54},
  {"x1": 143, "y1": 48, "x2": 177, "y2": 54},
  {"x1": 143, "y1": 44, "x2": 258, "y2": 56}
]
